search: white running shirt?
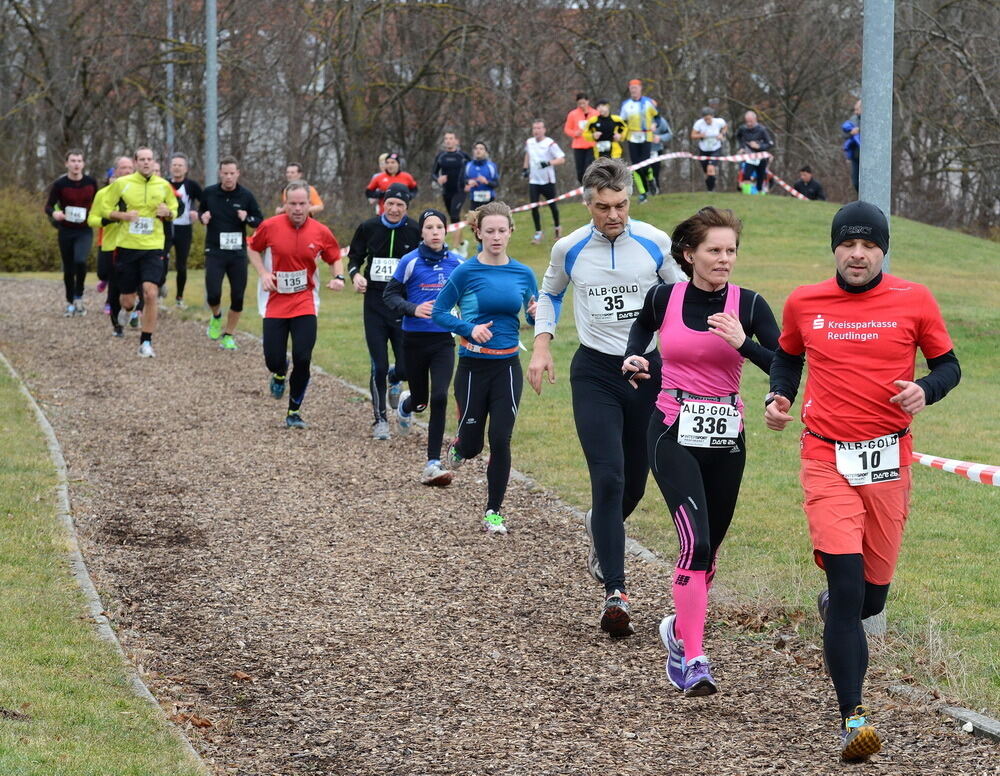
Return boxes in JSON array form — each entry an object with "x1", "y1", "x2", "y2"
[
  {"x1": 692, "y1": 117, "x2": 727, "y2": 153},
  {"x1": 525, "y1": 136, "x2": 565, "y2": 185},
  {"x1": 535, "y1": 219, "x2": 685, "y2": 356}
]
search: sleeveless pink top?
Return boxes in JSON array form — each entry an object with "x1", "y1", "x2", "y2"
[{"x1": 655, "y1": 282, "x2": 746, "y2": 426}]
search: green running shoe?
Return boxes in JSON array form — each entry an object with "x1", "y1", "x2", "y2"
[
  {"x1": 207, "y1": 314, "x2": 223, "y2": 340},
  {"x1": 482, "y1": 509, "x2": 508, "y2": 535},
  {"x1": 219, "y1": 333, "x2": 238, "y2": 350}
]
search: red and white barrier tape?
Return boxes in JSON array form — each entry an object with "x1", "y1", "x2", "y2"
[
  {"x1": 340, "y1": 150, "x2": 804, "y2": 254},
  {"x1": 912, "y1": 452, "x2": 1000, "y2": 486}
]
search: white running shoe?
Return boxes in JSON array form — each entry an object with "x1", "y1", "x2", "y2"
[
  {"x1": 396, "y1": 390, "x2": 412, "y2": 434},
  {"x1": 372, "y1": 420, "x2": 391, "y2": 440},
  {"x1": 138, "y1": 341, "x2": 155, "y2": 358},
  {"x1": 482, "y1": 509, "x2": 508, "y2": 535},
  {"x1": 117, "y1": 308, "x2": 131, "y2": 328},
  {"x1": 64, "y1": 304, "x2": 76, "y2": 317},
  {"x1": 531, "y1": 231, "x2": 543, "y2": 245},
  {"x1": 421, "y1": 460, "x2": 453, "y2": 487}
]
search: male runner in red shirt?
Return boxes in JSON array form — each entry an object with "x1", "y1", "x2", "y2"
[
  {"x1": 248, "y1": 181, "x2": 344, "y2": 428},
  {"x1": 765, "y1": 201, "x2": 960, "y2": 762}
]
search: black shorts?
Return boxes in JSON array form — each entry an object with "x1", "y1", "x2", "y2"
[
  {"x1": 699, "y1": 148, "x2": 722, "y2": 171},
  {"x1": 443, "y1": 189, "x2": 465, "y2": 223},
  {"x1": 115, "y1": 249, "x2": 165, "y2": 294}
]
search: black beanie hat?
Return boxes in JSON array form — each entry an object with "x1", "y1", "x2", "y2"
[
  {"x1": 418, "y1": 208, "x2": 447, "y2": 231},
  {"x1": 830, "y1": 201, "x2": 889, "y2": 255},
  {"x1": 382, "y1": 183, "x2": 411, "y2": 204}
]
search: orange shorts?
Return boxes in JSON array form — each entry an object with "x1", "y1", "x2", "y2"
[{"x1": 800, "y1": 458, "x2": 912, "y2": 585}]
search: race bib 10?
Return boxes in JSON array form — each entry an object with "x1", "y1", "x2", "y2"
[
  {"x1": 677, "y1": 400, "x2": 741, "y2": 448},
  {"x1": 835, "y1": 433, "x2": 901, "y2": 486},
  {"x1": 275, "y1": 269, "x2": 308, "y2": 294}
]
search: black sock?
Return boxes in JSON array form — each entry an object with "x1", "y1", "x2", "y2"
[
  {"x1": 288, "y1": 400, "x2": 302, "y2": 413},
  {"x1": 140, "y1": 332, "x2": 152, "y2": 343},
  {"x1": 706, "y1": 175, "x2": 716, "y2": 192},
  {"x1": 213, "y1": 312, "x2": 222, "y2": 320}
]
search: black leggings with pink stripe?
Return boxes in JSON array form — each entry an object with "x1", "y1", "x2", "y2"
[{"x1": 647, "y1": 407, "x2": 746, "y2": 575}]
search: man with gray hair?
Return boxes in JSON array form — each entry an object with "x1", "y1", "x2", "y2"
[
  {"x1": 735, "y1": 110, "x2": 775, "y2": 194},
  {"x1": 528, "y1": 157, "x2": 685, "y2": 637}
]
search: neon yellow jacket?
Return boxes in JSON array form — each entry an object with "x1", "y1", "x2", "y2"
[
  {"x1": 96, "y1": 172, "x2": 178, "y2": 250},
  {"x1": 88, "y1": 185, "x2": 125, "y2": 251},
  {"x1": 619, "y1": 96, "x2": 659, "y2": 143}
]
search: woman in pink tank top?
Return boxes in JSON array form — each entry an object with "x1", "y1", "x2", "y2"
[{"x1": 621, "y1": 207, "x2": 779, "y2": 696}]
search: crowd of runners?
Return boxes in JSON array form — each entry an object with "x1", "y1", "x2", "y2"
[{"x1": 42, "y1": 124, "x2": 961, "y2": 762}]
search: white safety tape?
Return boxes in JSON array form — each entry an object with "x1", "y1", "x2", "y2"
[{"x1": 912, "y1": 452, "x2": 1000, "y2": 486}]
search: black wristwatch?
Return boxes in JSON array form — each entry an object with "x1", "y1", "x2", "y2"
[{"x1": 335, "y1": 274, "x2": 345, "y2": 281}]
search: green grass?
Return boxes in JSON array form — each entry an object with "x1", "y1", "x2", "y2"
[
  {"x1": 5, "y1": 191, "x2": 999, "y2": 714},
  {"x1": 0, "y1": 368, "x2": 204, "y2": 775}
]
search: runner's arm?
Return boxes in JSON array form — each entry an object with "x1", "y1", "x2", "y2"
[
  {"x1": 624, "y1": 284, "x2": 669, "y2": 357},
  {"x1": 431, "y1": 275, "x2": 474, "y2": 338},
  {"x1": 768, "y1": 347, "x2": 804, "y2": 405},
  {"x1": 244, "y1": 192, "x2": 265, "y2": 228},
  {"x1": 915, "y1": 350, "x2": 961, "y2": 405},
  {"x1": 44, "y1": 179, "x2": 61, "y2": 219},
  {"x1": 533, "y1": 242, "x2": 571, "y2": 341},
  {"x1": 737, "y1": 291, "x2": 780, "y2": 374},
  {"x1": 346, "y1": 223, "x2": 368, "y2": 278},
  {"x1": 382, "y1": 277, "x2": 417, "y2": 317}
]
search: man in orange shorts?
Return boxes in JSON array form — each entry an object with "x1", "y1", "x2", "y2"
[{"x1": 764, "y1": 201, "x2": 960, "y2": 761}]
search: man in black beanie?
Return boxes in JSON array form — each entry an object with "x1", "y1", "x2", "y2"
[
  {"x1": 346, "y1": 183, "x2": 421, "y2": 439},
  {"x1": 764, "y1": 200, "x2": 961, "y2": 762}
]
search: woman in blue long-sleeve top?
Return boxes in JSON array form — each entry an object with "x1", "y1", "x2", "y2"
[{"x1": 432, "y1": 202, "x2": 538, "y2": 535}]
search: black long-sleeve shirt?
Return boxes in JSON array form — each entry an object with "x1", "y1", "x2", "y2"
[
  {"x1": 198, "y1": 183, "x2": 264, "y2": 252},
  {"x1": 346, "y1": 216, "x2": 420, "y2": 285},
  {"x1": 625, "y1": 282, "x2": 780, "y2": 374},
  {"x1": 735, "y1": 124, "x2": 775, "y2": 153},
  {"x1": 793, "y1": 178, "x2": 826, "y2": 201}
]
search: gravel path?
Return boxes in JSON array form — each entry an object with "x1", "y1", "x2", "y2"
[{"x1": 1, "y1": 278, "x2": 995, "y2": 775}]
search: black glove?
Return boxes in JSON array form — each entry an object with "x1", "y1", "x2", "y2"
[
  {"x1": 521, "y1": 168, "x2": 529, "y2": 179},
  {"x1": 539, "y1": 161, "x2": 550, "y2": 169}
]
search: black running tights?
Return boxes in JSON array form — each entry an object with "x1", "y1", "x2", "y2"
[
  {"x1": 819, "y1": 551, "x2": 890, "y2": 722},
  {"x1": 402, "y1": 332, "x2": 455, "y2": 461},
  {"x1": 263, "y1": 315, "x2": 317, "y2": 412}
]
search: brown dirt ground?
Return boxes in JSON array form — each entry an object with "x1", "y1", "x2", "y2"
[{"x1": 1, "y1": 277, "x2": 996, "y2": 776}]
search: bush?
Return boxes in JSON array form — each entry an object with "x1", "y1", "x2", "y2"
[
  {"x1": 0, "y1": 188, "x2": 64, "y2": 271},
  {"x1": 0, "y1": 186, "x2": 212, "y2": 272}
]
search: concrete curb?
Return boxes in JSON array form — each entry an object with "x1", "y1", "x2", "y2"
[
  {"x1": 888, "y1": 685, "x2": 1000, "y2": 743},
  {"x1": 0, "y1": 351, "x2": 210, "y2": 774}
]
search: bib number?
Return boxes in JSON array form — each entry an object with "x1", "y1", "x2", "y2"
[
  {"x1": 129, "y1": 217, "x2": 154, "y2": 235},
  {"x1": 586, "y1": 283, "x2": 642, "y2": 323},
  {"x1": 629, "y1": 131, "x2": 647, "y2": 143},
  {"x1": 275, "y1": 269, "x2": 308, "y2": 294},
  {"x1": 472, "y1": 189, "x2": 491, "y2": 203},
  {"x1": 64, "y1": 206, "x2": 87, "y2": 223},
  {"x1": 677, "y1": 401, "x2": 741, "y2": 448},
  {"x1": 369, "y1": 257, "x2": 398, "y2": 283},
  {"x1": 835, "y1": 433, "x2": 901, "y2": 486},
  {"x1": 596, "y1": 140, "x2": 612, "y2": 153},
  {"x1": 219, "y1": 231, "x2": 243, "y2": 250}
]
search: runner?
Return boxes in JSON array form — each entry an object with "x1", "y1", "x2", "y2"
[
  {"x1": 528, "y1": 157, "x2": 685, "y2": 637},
  {"x1": 523, "y1": 119, "x2": 565, "y2": 245},
  {"x1": 563, "y1": 92, "x2": 598, "y2": 183},
  {"x1": 45, "y1": 149, "x2": 99, "y2": 316},
  {"x1": 431, "y1": 201, "x2": 537, "y2": 534},
  {"x1": 276, "y1": 163, "x2": 324, "y2": 216},
  {"x1": 583, "y1": 101, "x2": 627, "y2": 160},
  {"x1": 248, "y1": 180, "x2": 345, "y2": 429},
  {"x1": 619, "y1": 79, "x2": 659, "y2": 200},
  {"x1": 621, "y1": 207, "x2": 779, "y2": 694},
  {"x1": 97, "y1": 147, "x2": 178, "y2": 358},
  {"x1": 165, "y1": 153, "x2": 203, "y2": 307},
  {"x1": 383, "y1": 208, "x2": 462, "y2": 485},
  {"x1": 431, "y1": 131, "x2": 471, "y2": 252},
  {"x1": 691, "y1": 106, "x2": 728, "y2": 192},
  {"x1": 88, "y1": 155, "x2": 134, "y2": 335},
  {"x1": 765, "y1": 201, "x2": 961, "y2": 761},
  {"x1": 199, "y1": 156, "x2": 265, "y2": 351},
  {"x1": 461, "y1": 141, "x2": 499, "y2": 253},
  {"x1": 346, "y1": 183, "x2": 421, "y2": 439},
  {"x1": 364, "y1": 152, "x2": 419, "y2": 214}
]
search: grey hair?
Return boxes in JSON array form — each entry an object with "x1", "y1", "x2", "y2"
[
  {"x1": 581, "y1": 157, "x2": 633, "y2": 203},
  {"x1": 284, "y1": 180, "x2": 311, "y2": 198}
]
